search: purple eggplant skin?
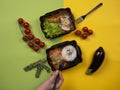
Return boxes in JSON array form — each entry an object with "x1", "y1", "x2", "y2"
[{"x1": 86, "y1": 47, "x2": 105, "y2": 75}]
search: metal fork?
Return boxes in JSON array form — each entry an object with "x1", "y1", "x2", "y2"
[
  {"x1": 76, "y1": 3, "x2": 103, "y2": 24},
  {"x1": 53, "y1": 61, "x2": 63, "y2": 90}
]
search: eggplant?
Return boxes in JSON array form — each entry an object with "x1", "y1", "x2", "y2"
[{"x1": 86, "y1": 47, "x2": 105, "y2": 75}]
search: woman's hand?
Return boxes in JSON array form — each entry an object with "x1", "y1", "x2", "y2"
[{"x1": 37, "y1": 70, "x2": 64, "y2": 90}]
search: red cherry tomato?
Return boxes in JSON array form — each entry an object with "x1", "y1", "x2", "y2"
[
  {"x1": 33, "y1": 46, "x2": 39, "y2": 51},
  {"x1": 82, "y1": 27, "x2": 88, "y2": 32},
  {"x1": 28, "y1": 34, "x2": 34, "y2": 40},
  {"x1": 18, "y1": 18, "x2": 24, "y2": 24},
  {"x1": 24, "y1": 22, "x2": 29, "y2": 28},
  {"x1": 39, "y1": 42, "x2": 45, "y2": 48},
  {"x1": 35, "y1": 38, "x2": 40, "y2": 44},
  {"x1": 28, "y1": 42, "x2": 34, "y2": 48},
  {"x1": 22, "y1": 35, "x2": 29, "y2": 42},
  {"x1": 74, "y1": 30, "x2": 81, "y2": 36},
  {"x1": 81, "y1": 33, "x2": 88, "y2": 39},
  {"x1": 87, "y1": 29, "x2": 93, "y2": 35},
  {"x1": 25, "y1": 28, "x2": 31, "y2": 34}
]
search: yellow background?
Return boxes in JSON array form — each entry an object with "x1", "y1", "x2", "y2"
[
  {"x1": 61, "y1": 0, "x2": 120, "y2": 90},
  {"x1": 0, "y1": 0, "x2": 120, "y2": 90}
]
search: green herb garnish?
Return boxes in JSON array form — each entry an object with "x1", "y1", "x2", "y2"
[{"x1": 24, "y1": 59, "x2": 51, "y2": 78}]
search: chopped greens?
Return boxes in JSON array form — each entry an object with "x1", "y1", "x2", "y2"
[{"x1": 43, "y1": 21, "x2": 62, "y2": 38}]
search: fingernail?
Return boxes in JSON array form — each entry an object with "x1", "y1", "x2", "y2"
[{"x1": 55, "y1": 70, "x2": 59, "y2": 74}]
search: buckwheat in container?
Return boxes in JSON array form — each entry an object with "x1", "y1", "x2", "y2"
[{"x1": 46, "y1": 40, "x2": 82, "y2": 71}]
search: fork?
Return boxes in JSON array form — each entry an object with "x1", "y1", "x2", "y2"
[
  {"x1": 76, "y1": 3, "x2": 103, "y2": 24},
  {"x1": 53, "y1": 61, "x2": 63, "y2": 90}
]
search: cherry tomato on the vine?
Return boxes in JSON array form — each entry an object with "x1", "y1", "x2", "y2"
[
  {"x1": 87, "y1": 29, "x2": 93, "y2": 35},
  {"x1": 22, "y1": 35, "x2": 29, "y2": 42},
  {"x1": 25, "y1": 28, "x2": 31, "y2": 34},
  {"x1": 39, "y1": 42, "x2": 45, "y2": 48},
  {"x1": 82, "y1": 27, "x2": 88, "y2": 32},
  {"x1": 33, "y1": 46, "x2": 40, "y2": 52},
  {"x1": 18, "y1": 18, "x2": 24, "y2": 24},
  {"x1": 28, "y1": 34, "x2": 34, "y2": 40},
  {"x1": 35, "y1": 38, "x2": 41, "y2": 44},
  {"x1": 28, "y1": 42, "x2": 34, "y2": 48},
  {"x1": 24, "y1": 22, "x2": 29, "y2": 28},
  {"x1": 81, "y1": 33, "x2": 88, "y2": 39},
  {"x1": 74, "y1": 30, "x2": 81, "y2": 36},
  {"x1": 18, "y1": 18, "x2": 46, "y2": 52}
]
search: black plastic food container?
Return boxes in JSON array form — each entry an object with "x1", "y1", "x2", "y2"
[
  {"x1": 40, "y1": 8, "x2": 76, "y2": 39},
  {"x1": 46, "y1": 40, "x2": 82, "y2": 71}
]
